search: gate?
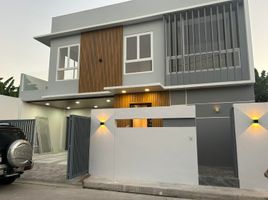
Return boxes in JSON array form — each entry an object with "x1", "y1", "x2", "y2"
[
  {"x1": 67, "y1": 115, "x2": 91, "y2": 179},
  {"x1": 0, "y1": 119, "x2": 35, "y2": 145}
]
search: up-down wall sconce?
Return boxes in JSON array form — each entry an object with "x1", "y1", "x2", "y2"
[
  {"x1": 252, "y1": 119, "x2": 259, "y2": 125},
  {"x1": 100, "y1": 121, "x2": 105, "y2": 126}
]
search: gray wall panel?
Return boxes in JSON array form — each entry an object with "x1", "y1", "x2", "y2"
[
  {"x1": 170, "y1": 85, "x2": 255, "y2": 105},
  {"x1": 51, "y1": 0, "x2": 222, "y2": 33},
  {"x1": 163, "y1": 119, "x2": 195, "y2": 127},
  {"x1": 187, "y1": 85, "x2": 255, "y2": 104},
  {"x1": 196, "y1": 103, "x2": 233, "y2": 118},
  {"x1": 170, "y1": 90, "x2": 186, "y2": 105},
  {"x1": 196, "y1": 117, "x2": 235, "y2": 167},
  {"x1": 47, "y1": 35, "x2": 80, "y2": 96}
]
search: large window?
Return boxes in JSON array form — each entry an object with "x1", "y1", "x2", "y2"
[
  {"x1": 57, "y1": 44, "x2": 80, "y2": 81},
  {"x1": 124, "y1": 32, "x2": 153, "y2": 74}
]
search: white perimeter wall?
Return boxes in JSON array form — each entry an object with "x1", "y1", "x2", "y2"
[
  {"x1": 0, "y1": 95, "x2": 20, "y2": 120},
  {"x1": 234, "y1": 103, "x2": 268, "y2": 192},
  {"x1": 89, "y1": 105, "x2": 198, "y2": 185}
]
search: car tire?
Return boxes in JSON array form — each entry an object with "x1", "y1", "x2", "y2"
[{"x1": 0, "y1": 177, "x2": 17, "y2": 185}]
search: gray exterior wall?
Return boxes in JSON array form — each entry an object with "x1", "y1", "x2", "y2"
[
  {"x1": 47, "y1": 35, "x2": 80, "y2": 96},
  {"x1": 170, "y1": 85, "x2": 254, "y2": 168},
  {"x1": 170, "y1": 85, "x2": 255, "y2": 105},
  {"x1": 123, "y1": 20, "x2": 165, "y2": 86},
  {"x1": 51, "y1": 0, "x2": 226, "y2": 33}
]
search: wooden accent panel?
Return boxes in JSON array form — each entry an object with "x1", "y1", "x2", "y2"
[
  {"x1": 79, "y1": 27, "x2": 123, "y2": 93},
  {"x1": 114, "y1": 92, "x2": 170, "y2": 127},
  {"x1": 114, "y1": 92, "x2": 170, "y2": 108}
]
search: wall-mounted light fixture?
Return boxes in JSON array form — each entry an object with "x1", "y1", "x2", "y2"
[
  {"x1": 45, "y1": 103, "x2": 50, "y2": 106},
  {"x1": 252, "y1": 119, "x2": 259, "y2": 125},
  {"x1": 100, "y1": 121, "x2": 105, "y2": 126},
  {"x1": 213, "y1": 105, "x2": 221, "y2": 113},
  {"x1": 122, "y1": 90, "x2": 127, "y2": 94}
]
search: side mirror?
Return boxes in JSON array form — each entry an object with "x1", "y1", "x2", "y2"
[{"x1": 264, "y1": 169, "x2": 268, "y2": 179}]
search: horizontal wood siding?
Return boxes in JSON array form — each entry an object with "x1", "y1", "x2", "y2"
[
  {"x1": 79, "y1": 27, "x2": 123, "y2": 93},
  {"x1": 114, "y1": 92, "x2": 170, "y2": 127}
]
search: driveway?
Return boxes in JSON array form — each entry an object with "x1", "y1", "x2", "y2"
[
  {"x1": 0, "y1": 182, "x2": 189, "y2": 200},
  {"x1": 20, "y1": 152, "x2": 69, "y2": 183}
]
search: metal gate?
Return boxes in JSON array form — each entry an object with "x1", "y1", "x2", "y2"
[
  {"x1": 0, "y1": 119, "x2": 35, "y2": 146},
  {"x1": 67, "y1": 115, "x2": 91, "y2": 179}
]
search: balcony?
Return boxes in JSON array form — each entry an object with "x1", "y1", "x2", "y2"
[{"x1": 20, "y1": 74, "x2": 48, "y2": 101}]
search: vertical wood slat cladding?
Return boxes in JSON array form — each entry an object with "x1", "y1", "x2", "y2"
[
  {"x1": 79, "y1": 27, "x2": 123, "y2": 93},
  {"x1": 114, "y1": 92, "x2": 170, "y2": 127},
  {"x1": 114, "y1": 92, "x2": 170, "y2": 108}
]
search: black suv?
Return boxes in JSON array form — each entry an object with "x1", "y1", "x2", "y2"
[{"x1": 0, "y1": 124, "x2": 33, "y2": 184}]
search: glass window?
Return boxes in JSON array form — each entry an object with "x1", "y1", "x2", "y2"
[
  {"x1": 126, "y1": 37, "x2": 137, "y2": 60},
  {"x1": 125, "y1": 33, "x2": 153, "y2": 74},
  {"x1": 57, "y1": 45, "x2": 80, "y2": 81},
  {"x1": 140, "y1": 34, "x2": 151, "y2": 58}
]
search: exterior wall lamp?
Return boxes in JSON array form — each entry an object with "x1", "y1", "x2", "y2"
[
  {"x1": 100, "y1": 122, "x2": 105, "y2": 126},
  {"x1": 252, "y1": 119, "x2": 259, "y2": 125}
]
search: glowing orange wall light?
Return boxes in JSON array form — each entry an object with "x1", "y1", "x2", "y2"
[
  {"x1": 247, "y1": 117, "x2": 267, "y2": 136},
  {"x1": 95, "y1": 112, "x2": 112, "y2": 135}
]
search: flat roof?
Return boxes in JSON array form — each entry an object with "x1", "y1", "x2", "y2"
[{"x1": 35, "y1": 0, "x2": 231, "y2": 46}]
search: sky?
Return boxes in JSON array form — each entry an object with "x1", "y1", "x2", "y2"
[{"x1": 0, "y1": 0, "x2": 267, "y2": 86}]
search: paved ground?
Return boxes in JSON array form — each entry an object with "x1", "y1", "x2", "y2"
[
  {"x1": 0, "y1": 182, "x2": 189, "y2": 200},
  {"x1": 20, "y1": 152, "x2": 69, "y2": 183}
]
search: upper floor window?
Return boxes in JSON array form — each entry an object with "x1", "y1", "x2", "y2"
[
  {"x1": 57, "y1": 44, "x2": 80, "y2": 81},
  {"x1": 124, "y1": 32, "x2": 153, "y2": 74}
]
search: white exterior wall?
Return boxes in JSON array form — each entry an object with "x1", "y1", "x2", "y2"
[
  {"x1": 0, "y1": 95, "x2": 20, "y2": 120},
  {"x1": 234, "y1": 103, "x2": 268, "y2": 192},
  {"x1": 89, "y1": 105, "x2": 198, "y2": 185}
]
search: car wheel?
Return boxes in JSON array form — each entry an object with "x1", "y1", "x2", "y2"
[{"x1": 0, "y1": 177, "x2": 17, "y2": 185}]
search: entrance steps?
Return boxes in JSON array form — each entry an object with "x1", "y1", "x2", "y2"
[{"x1": 83, "y1": 177, "x2": 268, "y2": 200}]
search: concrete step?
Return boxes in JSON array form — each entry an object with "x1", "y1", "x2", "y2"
[
  {"x1": 199, "y1": 175, "x2": 239, "y2": 188},
  {"x1": 83, "y1": 177, "x2": 268, "y2": 200}
]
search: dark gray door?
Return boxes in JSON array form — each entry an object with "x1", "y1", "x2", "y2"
[{"x1": 67, "y1": 115, "x2": 91, "y2": 179}]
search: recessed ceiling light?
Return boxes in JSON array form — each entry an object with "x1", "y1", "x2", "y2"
[
  {"x1": 106, "y1": 99, "x2": 111, "y2": 103},
  {"x1": 145, "y1": 88, "x2": 150, "y2": 92},
  {"x1": 94, "y1": 105, "x2": 98, "y2": 109},
  {"x1": 75, "y1": 101, "x2": 80, "y2": 104},
  {"x1": 45, "y1": 103, "x2": 50, "y2": 106},
  {"x1": 122, "y1": 90, "x2": 127, "y2": 94},
  {"x1": 66, "y1": 107, "x2": 71, "y2": 110}
]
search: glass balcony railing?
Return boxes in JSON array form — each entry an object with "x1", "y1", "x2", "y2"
[{"x1": 20, "y1": 74, "x2": 48, "y2": 92}]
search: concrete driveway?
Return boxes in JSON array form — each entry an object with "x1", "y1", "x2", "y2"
[{"x1": 20, "y1": 152, "x2": 69, "y2": 183}]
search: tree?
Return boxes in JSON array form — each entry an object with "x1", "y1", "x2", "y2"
[
  {"x1": 0, "y1": 77, "x2": 20, "y2": 97},
  {"x1": 254, "y1": 69, "x2": 268, "y2": 102}
]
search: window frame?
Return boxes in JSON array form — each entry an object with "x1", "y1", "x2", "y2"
[
  {"x1": 56, "y1": 44, "x2": 80, "y2": 81},
  {"x1": 124, "y1": 32, "x2": 154, "y2": 75}
]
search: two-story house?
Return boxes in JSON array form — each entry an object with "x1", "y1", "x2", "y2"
[{"x1": 20, "y1": 0, "x2": 255, "y2": 187}]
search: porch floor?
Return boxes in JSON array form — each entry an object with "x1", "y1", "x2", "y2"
[{"x1": 83, "y1": 177, "x2": 268, "y2": 200}]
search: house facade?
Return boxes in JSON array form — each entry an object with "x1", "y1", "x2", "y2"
[{"x1": 20, "y1": 0, "x2": 255, "y2": 188}]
